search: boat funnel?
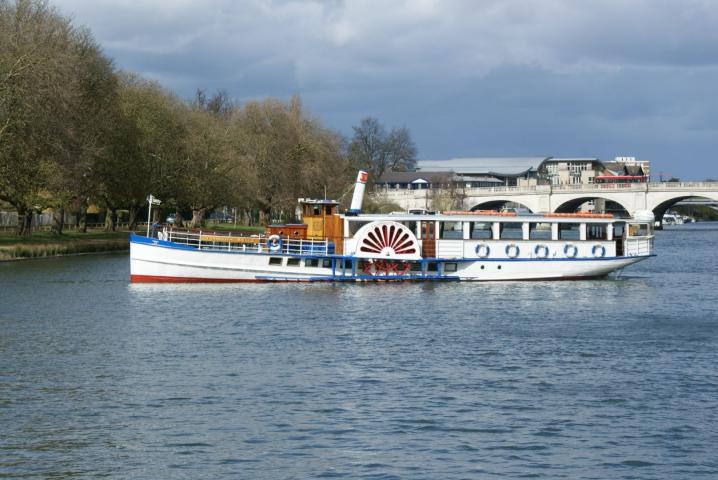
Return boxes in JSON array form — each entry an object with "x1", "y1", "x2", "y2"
[{"x1": 349, "y1": 170, "x2": 368, "y2": 214}]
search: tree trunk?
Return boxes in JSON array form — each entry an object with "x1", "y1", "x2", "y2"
[
  {"x1": 16, "y1": 207, "x2": 33, "y2": 237},
  {"x1": 78, "y1": 205, "x2": 87, "y2": 233},
  {"x1": 128, "y1": 206, "x2": 139, "y2": 231},
  {"x1": 189, "y1": 207, "x2": 206, "y2": 229},
  {"x1": 104, "y1": 207, "x2": 116, "y2": 232},
  {"x1": 175, "y1": 208, "x2": 184, "y2": 228},
  {"x1": 51, "y1": 208, "x2": 65, "y2": 235}
]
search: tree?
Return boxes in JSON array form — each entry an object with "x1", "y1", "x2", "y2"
[
  {"x1": 348, "y1": 117, "x2": 417, "y2": 181},
  {"x1": 45, "y1": 30, "x2": 119, "y2": 234},
  {"x1": 94, "y1": 73, "x2": 186, "y2": 231},
  {"x1": 0, "y1": 0, "x2": 85, "y2": 235},
  {"x1": 178, "y1": 103, "x2": 237, "y2": 228},
  {"x1": 233, "y1": 96, "x2": 349, "y2": 224}
]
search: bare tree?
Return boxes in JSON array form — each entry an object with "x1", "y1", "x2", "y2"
[{"x1": 348, "y1": 117, "x2": 417, "y2": 181}]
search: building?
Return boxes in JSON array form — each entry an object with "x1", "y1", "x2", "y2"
[
  {"x1": 375, "y1": 156, "x2": 649, "y2": 190},
  {"x1": 540, "y1": 158, "x2": 604, "y2": 186},
  {"x1": 415, "y1": 157, "x2": 548, "y2": 188}
]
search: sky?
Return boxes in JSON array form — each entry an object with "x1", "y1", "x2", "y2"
[{"x1": 54, "y1": 0, "x2": 718, "y2": 179}]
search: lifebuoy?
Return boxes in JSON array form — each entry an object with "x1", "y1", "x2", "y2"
[
  {"x1": 475, "y1": 243, "x2": 490, "y2": 258},
  {"x1": 505, "y1": 244, "x2": 520, "y2": 258},
  {"x1": 592, "y1": 244, "x2": 606, "y2": 258},
  {"x1": 534, "y1": 244, "x2": 549, "y2": 258},
  {"x1": 564, "y1": 244, "x2": 578, "y2": 258},
  {"x1": 267, "y1": 234, "x2": 282, "y2": 252}
]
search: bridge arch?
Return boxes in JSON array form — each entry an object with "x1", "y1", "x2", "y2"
[
  {"x1": 648, "y1": 193, "x2": 718, "y2": 224},
  {"x1": 553, "y1": 196, "x2": 631, "y2": 217},
  {"x1": 469, "y1": 198, "x2": 536, "y2": 213}
]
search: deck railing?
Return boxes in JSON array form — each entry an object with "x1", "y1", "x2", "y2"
[
  {"x1": 625, "y1": 237, "x2": 653, "y2": 256},
  {"x1": 158, "y1": 228, "x2": 332, "y2": 255}
]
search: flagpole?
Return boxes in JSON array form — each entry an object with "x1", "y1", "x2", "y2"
[{"x1": 146, "y1": 195, "x2": 153, "y2": 237}]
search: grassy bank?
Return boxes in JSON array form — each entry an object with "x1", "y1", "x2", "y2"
[
  {"x1": 0, "y1": 224, "x2": 268, "y2": 261},
  {"x1": 0, "y1": 231, "x2": 129, "y2": 261}
]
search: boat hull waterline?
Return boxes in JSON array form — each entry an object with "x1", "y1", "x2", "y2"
[{"x1": 130, "y1": 234, "x2": 650, "y2": 283}]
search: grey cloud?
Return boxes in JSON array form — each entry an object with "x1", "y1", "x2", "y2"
[{"x1": 54, "y1": 0, "x2": 718, "y2": 178}]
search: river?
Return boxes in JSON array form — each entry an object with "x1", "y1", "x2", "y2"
[{"x1": 1, "y1": 224, "x2": 717, "y2": 479}]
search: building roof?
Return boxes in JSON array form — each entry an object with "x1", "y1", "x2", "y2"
[
  {"x1": 547, "y1": 157, "x2": 601, "y2": 163},
  {"x1": 602, "y1": 162, "x2": 647, "y2": 176},
  {"x1": 454, "y1": 175, "x2": 503, "y2": 183},
  {"x1": 417, "y1": 157, "x2": 550, "y2": 177},
  {"x1": 376, "y1": 171, "x2": 453, "y2": 184}
]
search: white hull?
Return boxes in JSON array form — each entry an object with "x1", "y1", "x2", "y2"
[{"x1": 130, "y1": 237, "x2": 649, "y2": 283}]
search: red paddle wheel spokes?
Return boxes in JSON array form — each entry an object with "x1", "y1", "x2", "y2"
[{"x1": 358, "y1": 222, "x2": 418, "y2": 257}]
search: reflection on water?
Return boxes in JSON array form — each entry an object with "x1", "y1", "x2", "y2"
[{"x1": 1, "y1": 224, "x2": 717, "y2": 479}]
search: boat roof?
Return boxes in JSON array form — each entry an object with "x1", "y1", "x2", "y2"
[
  {"x1": 298, "y1": 198, "x2": 340, "y2": 205},
  {"x1": 343, "y1": 212, "x2": 626, "y2": 224}
]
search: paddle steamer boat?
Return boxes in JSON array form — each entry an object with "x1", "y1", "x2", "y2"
[{"x1": 130, "y1": 172, "x2": 655, "y2": 282}]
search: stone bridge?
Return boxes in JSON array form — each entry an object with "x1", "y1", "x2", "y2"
[{"x1": 372, "y1": 182, "x2": 718, "y2": 223}]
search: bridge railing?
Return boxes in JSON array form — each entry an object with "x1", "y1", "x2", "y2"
[{"x1": 373, "y1": 181, "x2": 718, "y2": 198}]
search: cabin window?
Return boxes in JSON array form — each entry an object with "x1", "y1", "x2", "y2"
[
  {"x1": 406, "y1": 221, "x2": 417, "y2": 235},
  {"x1": 529, "y1": 223, "x2": 552, "y2": 240},
  {"x1": 313, "y1": 206, "x2": 321, "y2": 215},
  {"x1": 440, "y1": 221, "x2": 463, "y2": 239},
  {"x1": 629, "y1": 224, "x2": 650, "y2": 237},
  {"x1": 426, "y1": 262, "x2": 438, "y2": 272},
  {"x1": 348, "y1": 221, "x2": 369, "y2": 235},
  {"x1": 321, "y1": 259, "x2": 332, "y2": 268},
  {"x1": 500, "y1": 222, "x2": 523, "y2": 240},
  {"x1": 410, "y1": 262, "x2": 422, "y2": 272},
  {"x1": 587, "y1": 224, "x2": 608, "y2": 240},
  {"x1": 342, "y1": 259, "x2": 353, "y2": 270},
  {"x1": 305, "y1": 258, "x2": 320, "y2": 267},
  {"x1": 269, "y1": 257, "x2": 283, "y2": 266},
  {"x1": 287, "y1": 258, "x2": 300, "y2": 267},
  {"x1": 470, "y1": 222, "x2": 492, "y2": 239},
  {"x1": 325, "y1": 206, "x2": 332, "y2": 215},
  {"x1": 559, "y1": 223, "x2": 581, "y2": 240},
  {"x1": 444, "y1": 263, "x2": 458, "y2": 273},
  {"x1": 614, "y1": 223, "x2": 625, "y2": 238}
]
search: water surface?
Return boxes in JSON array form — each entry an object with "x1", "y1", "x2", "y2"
[{"x1": 1, "y1": 224, "x2": 717, "y2": 479}]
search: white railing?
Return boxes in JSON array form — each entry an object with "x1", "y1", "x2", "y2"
[
  {"x1": 158, "y1": 229, "x2": 332, "y2": 255},
  {"x1": 625, "y1": 237, "x2": 653, "y2": 256}
]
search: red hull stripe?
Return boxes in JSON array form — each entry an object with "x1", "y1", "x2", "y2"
[{"x1": 130, "y1": 274, "x2": 274, "y2": 283}]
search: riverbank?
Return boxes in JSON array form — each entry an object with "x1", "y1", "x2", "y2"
[
  {"x1": 0, "y1": 225, "x2": 267, "y2": 261},
  {"x1": 0, "y1": 231, "x2": 130, "y2": 261}
]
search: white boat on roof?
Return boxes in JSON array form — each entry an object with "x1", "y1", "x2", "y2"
[{"x1": 130, "y1": 172, "x2": 655, "y2": 283}]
